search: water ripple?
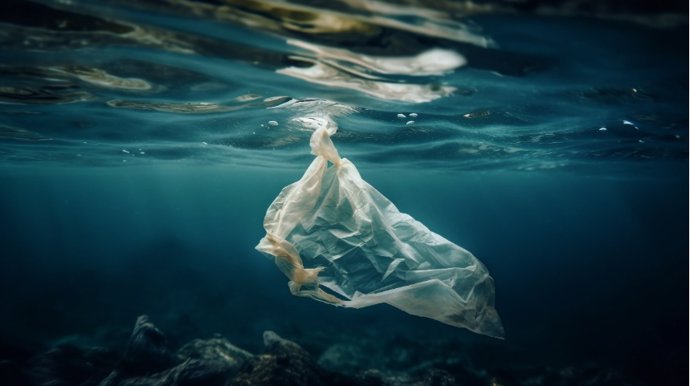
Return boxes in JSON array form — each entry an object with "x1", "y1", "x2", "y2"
[{"x1": 0, "y1": 0, "x2": 686, "y2": 173}]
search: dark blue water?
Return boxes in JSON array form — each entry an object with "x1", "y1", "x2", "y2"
[{"x1": 0, "y1": 1, "x2": 687, "y2": 385}]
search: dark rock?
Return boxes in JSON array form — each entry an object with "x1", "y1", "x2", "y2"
[
  {"x1": 354, "y1": 368, "x2": 459, "y2": 386},
  {"x1": 101, "y1": 358, "x2": 236, "y2": 386},
  {"x1": 176, "y1": 337, "x2": 252, "y2": 371},
  {"x1": 354, "y1": 369, "x2": 388, "y2": 386},
  {"x1": 261, "y1": 330, "x2": 309, "y2": 358},
  {"x1": 410, "y1": 369, "x2": 457, "y2": 386},
  {"x1": 120, "y1": 315, "x2": 176, "y2": 375},
  {"x1": 229, "y1": 331, "x2": 353, "y2": 386},
  {"x1": 172, "y1": 358, "x2": 236, "y2": 386},
  {"x1": 229, "y1": 354, "x2": 318, "y2": 386},
  {"x1": 27, "y1": 344, "x2": 117, "y2": 386},
  {"x1": 100, "y1": 318, "x2": 253, "y2": 386}
]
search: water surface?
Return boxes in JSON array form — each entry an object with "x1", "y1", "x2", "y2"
[{"x1": 0, "y1": 1, "x2": 687, "y2": 385}]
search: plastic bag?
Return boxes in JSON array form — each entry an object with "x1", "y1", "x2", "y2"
[{"x1": 256, "y1": 117, "x2": 504, "y2": 338}]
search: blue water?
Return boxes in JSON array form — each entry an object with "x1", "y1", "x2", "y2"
[{"x1": 0, "y1": 1, "x2": 687, "y2": 385}]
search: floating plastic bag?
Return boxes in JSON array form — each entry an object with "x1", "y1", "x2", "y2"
[{"x1": 256, "y1": 116, "x2": 504, "y2": 338}]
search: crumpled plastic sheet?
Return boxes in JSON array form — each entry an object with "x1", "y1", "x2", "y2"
[{"x1": 256, "y1": 117, "x2": 504, "y2": 338}]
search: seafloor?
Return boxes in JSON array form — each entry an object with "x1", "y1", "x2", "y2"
[{"x1": 1, "y1": 314, "x2": 646, "y2": 386}]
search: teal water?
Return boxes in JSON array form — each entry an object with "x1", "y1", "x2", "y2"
[
  {"x1": 1, "y1": 0, "x2": 686, "y2": 171},
  {"x1": 0, "y1": 1, "x2": 687, "y2": 385}
]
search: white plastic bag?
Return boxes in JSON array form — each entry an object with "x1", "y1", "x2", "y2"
[{"x1": 256, "y1": 117, "x2": 504, "y2": 338}]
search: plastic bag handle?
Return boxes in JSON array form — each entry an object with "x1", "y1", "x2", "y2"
[{"x1": 310, "y1": 126, "x2": 341, "y2": 167}]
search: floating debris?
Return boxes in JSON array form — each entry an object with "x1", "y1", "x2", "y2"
[{"x1": 257, "y1": 117, "x2": 503, "y2": 338}]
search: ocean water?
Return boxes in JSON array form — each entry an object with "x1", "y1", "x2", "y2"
[{"x1": 0, "y1": 1, "x2": 687, "y2": 385}]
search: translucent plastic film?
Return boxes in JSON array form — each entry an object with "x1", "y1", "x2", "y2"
[{"x1": 256, "y1": 115, "x2": 503, "y2": 338}]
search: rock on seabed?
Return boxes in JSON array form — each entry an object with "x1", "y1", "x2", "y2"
[{"x1": 17, "y1": 315, "x2": 645, "y2": 386}]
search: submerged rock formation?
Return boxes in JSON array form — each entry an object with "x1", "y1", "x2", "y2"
[
  {"x1": 99, "y1": 315, "x2": 252, "y2": 386},
  {"x1": 15, "y1": 314, "x2": 645, "y2": 386}
]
